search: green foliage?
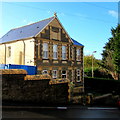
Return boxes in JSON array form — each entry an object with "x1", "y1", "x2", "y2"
[
  {"x1": 100, "y1": 24, "x2": 120, "y2": 80},
  {"x1": 112, "y1": 25, "x2": 120, "y2": 74},
  {"x1": 69, "y1": 81, "x2": 75, "y2": 92},
  {"x1": 84, "y1": 55, "x2": 100, "y2": 69},
  {"x1": 84, "y1": 67, "x2": 112, "y2": 78},
  {"x1": 84, "y1": 55, "x2": 112, "y2": 78},
  {"x1": 84, "y1": 67, "x2": 92, "y2": 77}
]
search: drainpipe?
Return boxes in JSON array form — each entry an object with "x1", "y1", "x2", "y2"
[
  {"x1": 4, "y1": 44, "x2": 6, "y2": 64},
  {"x1": 33, "y1": 37, "x2": 36, "y2": 66},
  {"x1": 23, "y1": 40, "x2": 25, "y2": 65}
]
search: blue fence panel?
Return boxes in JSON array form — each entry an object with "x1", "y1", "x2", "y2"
[
  {"x1": 0, "y1": 64, "x2": 9, "y2": 69},
  {"x1": 21, "y1": 65, "x2": 37, "y2": 75},
  {"x1": 0, "y1": 64, "x2": 37, "y2": 75},
  {"x1": 0, "y1": 64, "x2": 6, "y2": 69},
  {"x1": 9, "y1": 64, "x2": 21, "y2": 69}
]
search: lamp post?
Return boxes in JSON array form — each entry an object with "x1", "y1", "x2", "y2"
[{"x1": 92, "y1": 51, "x2": 97, "y2": 78}]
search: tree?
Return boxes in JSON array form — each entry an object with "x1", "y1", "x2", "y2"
[
  {"x1": 100, "y1": 24, "x2": 120, "y2": 80},
  {"x1": 113, "y1": 25, "x2": 120, "y2": 79},
  {"x1": 84, "y1": 55, "x2": 101, "y2": 77},
  {"x1": 84, "y1": 55, "x2": 100, "y2": 69}
]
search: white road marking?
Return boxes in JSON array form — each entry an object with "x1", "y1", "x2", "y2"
[
  {"x1": 88, "y1": 107, "x2": 118, "y2": 110},
  {"x1": 57, "y1": 107, "x2": 67, "y2": 109}
]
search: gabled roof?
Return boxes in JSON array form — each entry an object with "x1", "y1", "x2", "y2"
[
  {"x1": 71, "y1": 38, "x2": 84, "y2": 47},
  {"x1": 0, "y1": 16, "x2": 55, "y2": 44},
  {"x1": 0, "y1": 15, "x2": 84, "y2": 47}
]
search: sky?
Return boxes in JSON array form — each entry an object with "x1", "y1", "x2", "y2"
[{"x1": 0, "y1": 1, "x2": 119, "y2": 59}]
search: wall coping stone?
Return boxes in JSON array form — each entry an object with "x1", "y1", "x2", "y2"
[{"x1": 0, "y1": 69, "x2": 27, "y2": 75}]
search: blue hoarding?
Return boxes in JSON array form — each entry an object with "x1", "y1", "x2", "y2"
[{"x1": 0, "y1": 64, "x2": 37, "y2": 75}]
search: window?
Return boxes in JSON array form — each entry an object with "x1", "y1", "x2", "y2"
[
  {"x1": 72, "y1": 47, "x2": 74, "y2": 60},
  {"x1": 52, "y1": 27, "x2": 59, "y2": 40},
  {"x1": 42, "y1": 70, "x2": 48, "y2": 75},
  {"x1": 8, "y1": 46, "x2": 11, "y2": 57},
  {"x1": 53, "y1": 44, "x2": 58, "y2": 59},
  {"x1": 62, "y1": 70, "x2": 67, "y2": 79},
  {"x1": 52, "y1": 27, "x2": 59, "y2": 33},
  {"x1": 52, "y1": 70, "x2": 57, "y2": 79},
  {"x1": 62, "y1": 46, "x2": 66, "y2": 60},
  {"x1": 77, "y1": 49, "x2": 81, "y2": 61},
  {"x1": 43, "y1": 43, "x2": 48, "y2": 59},
  {"x1": 77, "y1": 69, "x2": 80, "y2": 82}
]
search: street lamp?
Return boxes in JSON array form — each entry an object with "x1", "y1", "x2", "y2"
[{"x1": 92, "y1": 51, "x2": 97, "y2": 78}]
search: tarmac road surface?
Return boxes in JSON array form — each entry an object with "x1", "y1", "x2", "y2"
[{"x1": 2, "y1": 105, "x2": 120, "y2": 119}]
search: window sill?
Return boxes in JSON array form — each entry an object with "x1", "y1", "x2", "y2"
[
  {"x1": 53, "y1": 58, "x2": 58, "y2": 60},
  {"x1": 42, "y1": 58, "x2": 49, "y2": 60},
  {"x1": 62, "y1": 59, "x2": 67, "y2": 61}
]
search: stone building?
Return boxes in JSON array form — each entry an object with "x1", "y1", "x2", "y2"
[{"x1": 0, "y1": 14, "x2": 84, "y2": 91}]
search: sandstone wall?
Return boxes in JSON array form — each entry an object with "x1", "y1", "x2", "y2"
[{"x1": 2, "y1": 69, "x2": 69, "y2": 105}]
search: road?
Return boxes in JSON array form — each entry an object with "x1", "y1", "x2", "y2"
[{"x1": 2, "y1": 105, "x2": 120, "y2": 119}]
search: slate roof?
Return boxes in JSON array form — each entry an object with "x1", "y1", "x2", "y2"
[
  {"x1": 71, "y1": 38, "x2": 84, "y2": 46},
  {"x1": 0, "y1": 16, "x2": 84, "y2": 47},
  {"x1": 0, "y1": 16, "x2": 55, "y2": 44}
]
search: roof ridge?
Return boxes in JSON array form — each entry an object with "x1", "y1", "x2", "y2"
[{"x1": 12, "y1": 16, "x2": 55, "y2": 30}]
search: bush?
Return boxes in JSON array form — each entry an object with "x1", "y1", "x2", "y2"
[
  {"x1": 84, "y1": 67, "x2": 112, "y2": 79},
  {"x1": 84, "y1": 77, "x2": 120, "y2": 94}
]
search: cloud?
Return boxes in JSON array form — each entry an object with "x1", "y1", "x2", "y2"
[
  {"x1": 47, "y1": 10, "x2": 53, "y2": 14},
  {"x1": 27, "y1": 21, "x2": 33, "y2": 25},
  {"x1": 74, "y1": 13, "x2": 87, "y2": 17},
  {"x1": 58, "y1": 12, "x2": 65, "y2": 17},
  {"x1": 23, "y1": 19, "x2": 27, "y2": 23},
  {"x1": 22, "y1": 19, "x2": 33, "y2": 25},
  {"x1": 108, "y1": 10, "x2": 118, "y2": 18},
  {"x1": 84, "y1": 50, "x2": 91, "y2": 55}
]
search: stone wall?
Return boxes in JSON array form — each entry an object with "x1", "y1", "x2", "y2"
[{"x1": 2, "y1": 69, "x2": 69, "y2": 105}]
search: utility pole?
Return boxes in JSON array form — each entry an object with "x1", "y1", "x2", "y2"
[{"x1": 92, "y1": 51, "x2": 97, "y2": 78}]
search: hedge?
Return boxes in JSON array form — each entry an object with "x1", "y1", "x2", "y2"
[{"x1": 84, "y1": 77, "x2": 120, "y2": 94}]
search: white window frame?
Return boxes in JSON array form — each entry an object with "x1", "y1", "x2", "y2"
[
  {"x1": 77, "y1": 48, "x2": 81, "y2": 61},
  {"x1": 52, "y1": 70, "x2": 57, "y2": 79},
  {"x1": 62, "y1": 70, "x2": 67, "y2": 79},
  {"x1": 42, "y1": 70, "x2": 48, "y2": 75},
  {"x1": 43, "y1": 43, "x2": 48, "y2": 59},
  {"x1": 53, "y1": 44, "x2": 58, "y2": 59},
  {"x1": 77, "y1": 69, "x2": 81, "y2": 82},
  {"x1": 62, "y1": 45, "x2": 66, "y2": 60}
]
